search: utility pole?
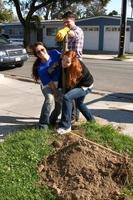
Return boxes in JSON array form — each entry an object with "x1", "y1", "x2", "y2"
[{"x1": 118, "y1": 0, "x2": 127, "y2": 57}]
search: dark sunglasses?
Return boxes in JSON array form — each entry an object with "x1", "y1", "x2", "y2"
[{"x1": 36, "y1": 48, "x2": 46, "y2": 55}]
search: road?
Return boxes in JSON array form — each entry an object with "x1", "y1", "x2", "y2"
[
  {"x1": 1, "y1": 56, "x2": 133, "y2": 95},
  {"x1": 83, "y1": 58, "x2": 133, "y2": 94}
]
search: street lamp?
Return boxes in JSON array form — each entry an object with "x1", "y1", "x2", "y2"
[{"x1": 118, "y1": 0, "x2": 127, "y2": 57}]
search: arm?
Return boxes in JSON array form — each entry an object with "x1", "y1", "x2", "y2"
[{"x1": 48, "y1": 81, "x2": 58, "y2": 98}]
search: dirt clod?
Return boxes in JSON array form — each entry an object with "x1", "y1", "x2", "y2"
[{"x1": 38, "y1": 134, "x2": 133, "y2": 200}]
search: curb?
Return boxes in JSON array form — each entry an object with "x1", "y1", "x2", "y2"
[{"x1": 2, "y1": 74, "x2": 35, "y2": 84}]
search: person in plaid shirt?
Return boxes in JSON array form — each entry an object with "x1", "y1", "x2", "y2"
[
  {"x1": 62, "y1": 11, "x2": 84, "y2": 122},
  {"x1": 62, "y1": 11, "x2": 84, "y2": 60}
]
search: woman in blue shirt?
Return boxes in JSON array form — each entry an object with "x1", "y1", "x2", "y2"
[{"x1": 32, "y1": 42, "x2": 61, "y2": 129}]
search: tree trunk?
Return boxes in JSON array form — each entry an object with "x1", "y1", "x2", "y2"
[{"x1": 23, "y1": 23, "x2": 31, "y2": 49}]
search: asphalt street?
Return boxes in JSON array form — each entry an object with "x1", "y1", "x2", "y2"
[{"x1": 1, "y1": 55, "x2": 133, "y2": 94}]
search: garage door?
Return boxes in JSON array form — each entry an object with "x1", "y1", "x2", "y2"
[
  {"x1": 103, "y1": 26, "x2": 130, "y2": 52},
  {"x1": 82, "y1": 26, "x2": 99, "y2": 50}
]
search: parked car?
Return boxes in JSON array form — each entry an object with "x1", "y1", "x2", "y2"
[
  {"x1": 9, "y1": 38, "x2": 24, "y2": 46},
  {"x1": 0, "y1": 35, "x2": 29, "y2": 68}
]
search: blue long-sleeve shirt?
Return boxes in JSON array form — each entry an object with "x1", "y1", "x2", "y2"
[{"x1": 37, "y1": 49, "x2": 61, "y2": 86}]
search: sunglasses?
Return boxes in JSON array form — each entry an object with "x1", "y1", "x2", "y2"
[{"x1": 36, "y1": 48, "x2": 46, "y2": 55}]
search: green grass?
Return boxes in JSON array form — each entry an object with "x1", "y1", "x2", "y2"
[
  {"x1": 83, "y1": 122, "x2": 133, "y2": 157},
  {"x1": 0, "y1": 123, "x2": 133, "y2": 200},
  {"x1": 114, "y1": 54, "x2": 133, "y2": 61},
  {"x1": 0, "y1": 128, "x2": 58, "y2": 200}
]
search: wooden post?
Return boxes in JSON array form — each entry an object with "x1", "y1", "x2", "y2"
[{"x1": 62, "y1": 34, "x2": 68, "y2": 93}]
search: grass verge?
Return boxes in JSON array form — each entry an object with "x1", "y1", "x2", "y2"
[
  {"x1": 82, "y1": 122, "x2": 133, "y2": 199},
  {"x1": 83, "y1": 122, "x2": 133, "y2": 158}
]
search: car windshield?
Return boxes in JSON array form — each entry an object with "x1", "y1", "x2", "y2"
[{"x1": 0, "y1": 36, "x2": 9, "y2": 44}]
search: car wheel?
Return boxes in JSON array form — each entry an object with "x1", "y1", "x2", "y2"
[{"x1": 15, "y1": 62, "x2": 24, "y2": 67}]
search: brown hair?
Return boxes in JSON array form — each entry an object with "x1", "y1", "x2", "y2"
[
  {"x1": 32, "y1": 42, "x2": 47, "y2": 82},
  {"x1": 62, "y1": 11, "x2": 76, "y2": 19},
  {"x1": 63, "y1": 51, "x2": 82, "y2": 88},
  {"x1": 32, "y1": 41, "x2": 47, "y2": 57}
]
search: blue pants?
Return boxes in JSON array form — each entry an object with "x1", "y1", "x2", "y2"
[
  {"x1": 39, "y1": 86, "x2": 62, "y2": 125},
  {"x1": 59, "y1": 87, "x2": 94, "y2": 129}
]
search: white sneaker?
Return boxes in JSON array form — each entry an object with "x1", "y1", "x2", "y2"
[{"x1": 57, "y1": 127, "x2": 71, "y2": 135}]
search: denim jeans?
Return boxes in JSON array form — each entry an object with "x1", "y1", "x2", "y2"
[
  {"x1": 39, "y1": 86, "x2": 62, "y2": 125},
  {"x1": 59, "y1": 87, "x2": 94, "y2": 129}
]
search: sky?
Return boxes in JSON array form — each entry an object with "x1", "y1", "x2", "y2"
[{"x1": 106, "y1": 0, "x2": 132, "y2": 18}]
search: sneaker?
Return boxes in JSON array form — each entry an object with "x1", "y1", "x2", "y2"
[
  {"x1": 57, "y1": 127, "x2": 71, "y2": 135},
  {"x1": 39, "y1": 124, "x2": 48, "y2": 130}
]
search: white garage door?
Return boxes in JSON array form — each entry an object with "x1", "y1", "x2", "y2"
[
  {"x1": 82, "y1": 26, "x2": 99, "y2": 50},
  {"x1": 103, "y1": 26, "x2": 130, "y2": 52}
]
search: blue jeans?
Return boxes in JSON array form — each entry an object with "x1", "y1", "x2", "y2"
[
  {"x1": 39, "y1": 86, "x2": 62, "y2": 125},
  {"x1": 59, "y1": 87, "x2": 94, "y2": 129}
]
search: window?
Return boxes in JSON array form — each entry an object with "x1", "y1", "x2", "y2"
[
  {"x1": 82, "y1": 27, "x2": 88, "y2": 31},
  {"x1": 94, "y1": 27, "x2": 99, "y2": 31},
  {"x1": 88, "y1": 27, "x2": 99, "y2": 31},
  {"x1": 112, "y1": 27, "x2": 118, "y2": 31},
  {"x1": 105, "y1": 26, "x2": 130, "y2": 32},
  {"x1": 105, "y1": 27, "x2": 111, "y2": 31},
  {"x1": 82, "y1": 26, "x2": 99, "y2": 32},
  {"x1": 46, "y1": 28, "x2": 58, "y2": 36}
]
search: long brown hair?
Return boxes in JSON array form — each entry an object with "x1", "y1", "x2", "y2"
[
  {"x1": 62, "y1": 51, "x2": 82, "y2": 88},
  {"x1": 32, "y1": 42, "x2": 47, "y2": 82}
]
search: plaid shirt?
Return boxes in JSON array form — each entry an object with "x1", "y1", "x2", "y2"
[{"x1": 68, "y1": 25, "x2": 84, "y2": 58}]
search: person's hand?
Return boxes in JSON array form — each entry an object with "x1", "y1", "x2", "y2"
[
  {"x1": 47, "y1": 62, "x2": 58, "y2": 75},
  {"x1": 53, "y1": 90, "x2": 63, "y2": 102},
  {"x1": 68, "y1": 30, "x2": 75, "y2": 37},
  {"x1": 55, "y1": 27, "x2": 70, "y2": 42}
]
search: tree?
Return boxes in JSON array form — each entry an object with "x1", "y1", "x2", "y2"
[
  {"x1": 39, "y1": 0, "x2": 111, "y2": 19},
  {"x1": 5, "y1": 0, "x2": 111, "y2": 48},
  {"x1": 0, "y1": 0, "x2": 14, "y2": 22},
  {"x1": 129, "y1": 0, "x2": 133, "y2": 17},
  {"x1": 129, "y1": 0, "x2": 133, "y2": 8},
  {"x1": 82, "y1": 0, "x2": 108, "y2": 17},
  {"x1": 108, "y1": 10, "x2": 119, "y2": 16}
]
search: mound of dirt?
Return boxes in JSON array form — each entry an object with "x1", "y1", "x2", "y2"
[{"x1": 38, "y1": 134, "x2": 133, "y2": 200}]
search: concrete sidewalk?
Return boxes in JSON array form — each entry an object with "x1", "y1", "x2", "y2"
[
  {"x1": 0, "y1": 74, "x2": 133, "y2": 141},
  {"x1": 82, "y1": 53, "x2": 133, "y2": 61}
]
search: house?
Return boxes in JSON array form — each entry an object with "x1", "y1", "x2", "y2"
[
  {"x1": 0, "y1": 22, "x2": 24, "y2": 39},
  {"x1": 1, "y1": 16, "x2": 133, "y2": 53},
  {"x1": 76, "y1": 16, "x2": 133, "y2": 53}
]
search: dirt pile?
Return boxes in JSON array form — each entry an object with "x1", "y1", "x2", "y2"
[{"x1": 38, "y1": 134, "x2": 133, "y2": 200}]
